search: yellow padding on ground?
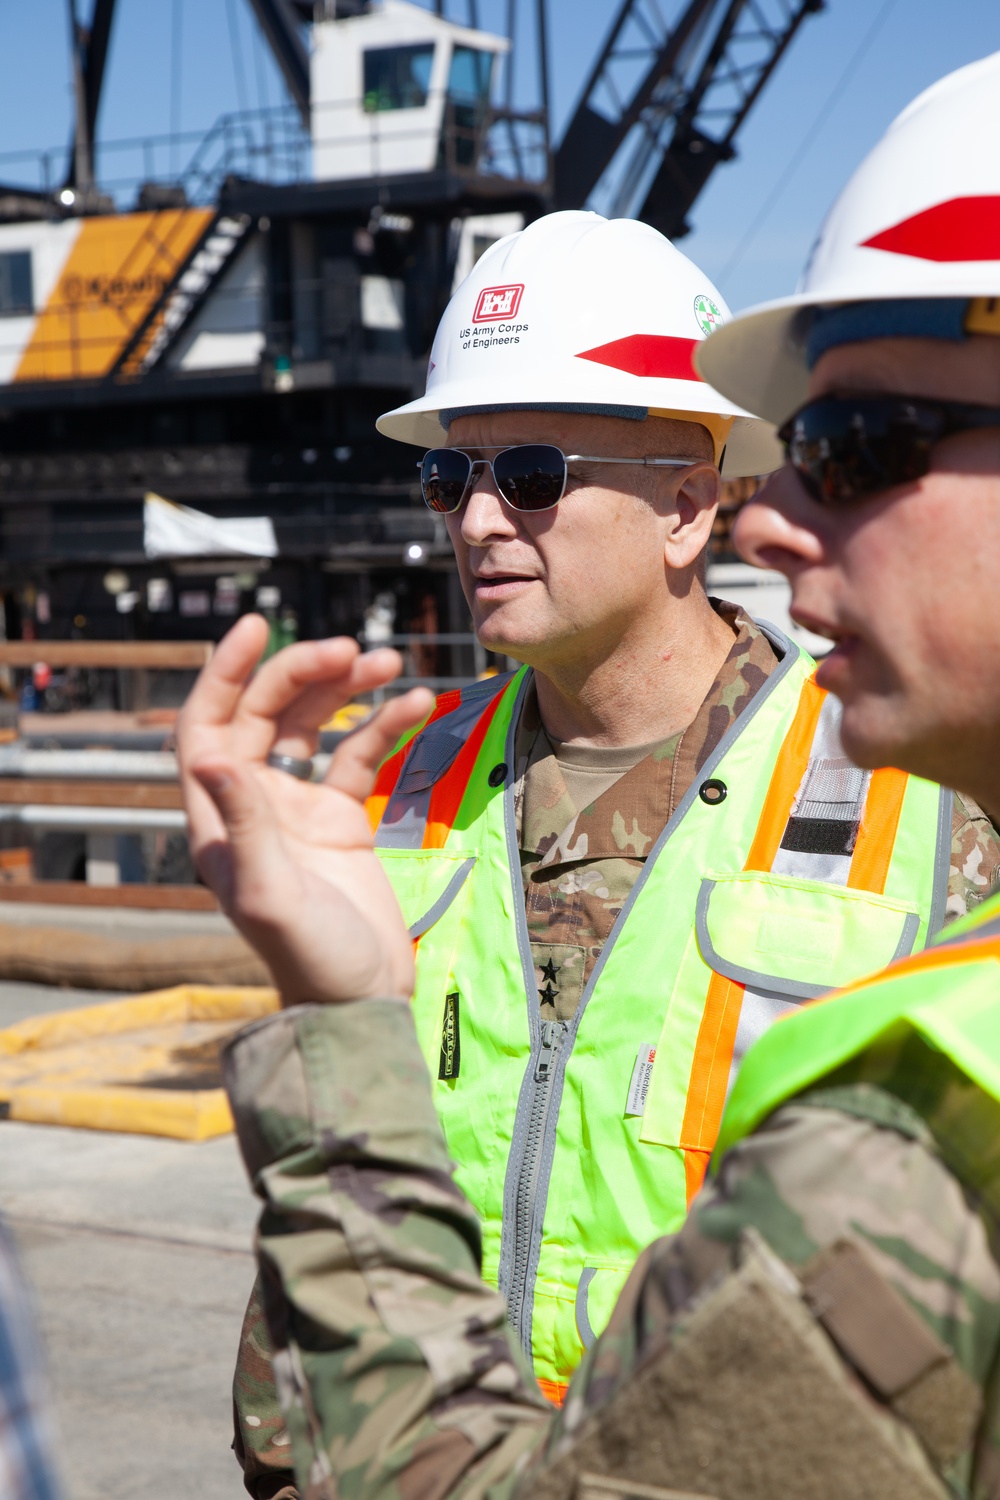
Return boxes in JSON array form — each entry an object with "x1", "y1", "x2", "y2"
[{"x1": 0, "y1": 985, "x2": 279, "y2": 1141}]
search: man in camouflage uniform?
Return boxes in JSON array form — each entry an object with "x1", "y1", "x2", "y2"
[
  {"x1": 226, "y1": 218, "x2": 1000, "y2": 1494},
  {"x1": 183, "y1": 604, "x2": 1000, "y2": 1500},
  {"x1": 182, "y1": 46, "x2": 1000, "y2": 1500},
  {"x1": 229, "y1": 597, "x2": 999, "y2": 1496}
]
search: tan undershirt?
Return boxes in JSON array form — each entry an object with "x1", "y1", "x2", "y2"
[{"x1": 543, "y1": 733, "x2": 665, "y2": 814}]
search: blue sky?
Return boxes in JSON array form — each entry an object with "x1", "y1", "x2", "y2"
[{"x1": 1, "y1": 0, "x2": 998, "y2": 311}]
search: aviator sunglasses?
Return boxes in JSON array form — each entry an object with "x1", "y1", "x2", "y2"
[
  {"x1": 779, "y1": 394, "x2": 1000, "y2": 506},
  {"x1": 418, "y1": 443, "x2": 701, "y2": 514}
]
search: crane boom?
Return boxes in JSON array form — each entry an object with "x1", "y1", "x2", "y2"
[{"x1": 554, "y1": 0, "x2": 824, "y2": 237}]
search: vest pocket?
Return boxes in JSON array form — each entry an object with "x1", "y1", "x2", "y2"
[
  {"x1": 375, "y1": 849, "x2": 478, "y2": 1082},
  {"x1": 637, "y1": 874, "x2": 921, "y2": 1153},
  {"x1": 696, "y1": 870, "x2": 920, "y2": 999},
  {"x1": 375, "y1": 849, "x2": 477, "y2": 935}
]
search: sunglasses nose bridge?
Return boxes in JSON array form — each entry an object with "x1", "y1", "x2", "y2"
[{"x1": 463, "y1": 455, "x2": 507, "y2": 509}]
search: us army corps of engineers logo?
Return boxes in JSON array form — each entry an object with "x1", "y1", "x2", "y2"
[{"x1": 694, "y1": 294, "x2": 724, "y2": 335}]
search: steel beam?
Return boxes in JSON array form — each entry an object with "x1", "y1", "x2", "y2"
[{"x1": 244, "y1": 0, "x2": 311, "y2": 126}]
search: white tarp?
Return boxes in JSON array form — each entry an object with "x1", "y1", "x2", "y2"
[{"x1": 143, "y1": 492, "x2": 277, "y2": 559}]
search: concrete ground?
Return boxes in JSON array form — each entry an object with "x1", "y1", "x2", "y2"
[{"x1": 0, "y1": 978, "x2": 260, "y2": 1499}]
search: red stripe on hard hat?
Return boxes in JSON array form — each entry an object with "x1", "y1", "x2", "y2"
[
  {"x1": 861, "y1": 197, "x2": 1000, "y2": 263},
  {"x1": 575, "y1": 334, "x2": 703, "y2": 381}
]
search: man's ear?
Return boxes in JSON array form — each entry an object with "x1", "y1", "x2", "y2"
[{"x1": 663, "y1": 462, "x2": 721, "y2": 572}]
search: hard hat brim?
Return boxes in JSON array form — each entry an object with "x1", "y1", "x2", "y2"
[
  {"x1": 694, "y1": 292, "x2": 821, "y2": 428},
  {"x1": 378, "y1": 380, "x2": 782, "y2": 479},
  {"x1": 695, "y1": 286, "x2": 1000, "y2": 427}
]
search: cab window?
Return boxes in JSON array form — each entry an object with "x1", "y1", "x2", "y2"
[
  {"x1": 363, "y1": 43, "x2": 435, "y2": 113},
  {"x1": 0, "y1": 252, "x2": 33, "y2": 316}
]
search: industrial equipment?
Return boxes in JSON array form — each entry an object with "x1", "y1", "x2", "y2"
[{"x1": 0, "y1": 0, "x2": 824, "y2": 685}]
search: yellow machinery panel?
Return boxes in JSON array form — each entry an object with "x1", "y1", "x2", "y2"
[{"x1": 16, "y1": 208, "x2": 213, "y2": 382}]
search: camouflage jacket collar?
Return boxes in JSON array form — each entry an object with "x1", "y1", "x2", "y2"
[{"x1": 514, "y1": 603, "x2": 779, "y2": 867}]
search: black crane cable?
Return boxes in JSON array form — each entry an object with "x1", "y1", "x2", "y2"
[{"x1": 720, "y1": 0, "x2": 901, "y2": 283}]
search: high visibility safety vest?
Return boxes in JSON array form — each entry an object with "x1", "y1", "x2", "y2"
[
  {"x1": 365, "y1": 624, "x2": 952, "y2": 1399},
  {"x1": 715, "y1": 890, "x2": 1000, "y2": 1168}
]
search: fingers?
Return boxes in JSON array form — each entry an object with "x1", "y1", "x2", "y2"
[
  {"x1": 324, "y1": 686, "x2": 435, "y2": 803},
  {"x1": 178, "y1": 616, "x2": 271, "y2": 851},
  {"x1": 236, "y1": 642, "x2": 406, "y2": 761},
  {"x1": 179, "y1": 615, "x2": 270, "y2": 737}
]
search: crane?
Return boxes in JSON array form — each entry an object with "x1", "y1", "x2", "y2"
[
  {"x1": 555, "y1": 0, "x2": 824, "y2": 237},
  {"x1": 0, "y1": 0, "x2": 826, "y2": 653}
]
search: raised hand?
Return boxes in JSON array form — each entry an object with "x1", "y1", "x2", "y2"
[{"x1": 177, "y1": 614, "x2": 434, "y2": 1006}]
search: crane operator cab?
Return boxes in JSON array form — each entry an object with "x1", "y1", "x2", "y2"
[{"x1": 310, "y1": 0, "x2": 508, "y2": 181}]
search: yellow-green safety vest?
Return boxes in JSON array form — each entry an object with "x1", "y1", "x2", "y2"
[
  {"x1": 715, "y1": 891, "x2": 1000, "y2": 1165},
  {"x1": 365, "y1": 625, "x2": 952, "y2": 1396}
]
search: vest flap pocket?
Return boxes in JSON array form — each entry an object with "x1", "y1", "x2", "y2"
[
  {"x1": 697, "y1": 871, "x2": 920, "y2": 999},
  {"x1": 376, "y1": 849, "x2": 477, "y2": 937}
]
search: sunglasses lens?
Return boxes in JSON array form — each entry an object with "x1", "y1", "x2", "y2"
[
  {"x1": 781, "y1": 398, "x2": 937, "y2": 505},
  {"x1": 492, "y1": 444, "x2": 566, "y2": 511},
  {"x1": 420, "y1": 449, "x2": 472, "y2": 513}
]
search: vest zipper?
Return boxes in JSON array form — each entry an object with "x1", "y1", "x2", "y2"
[
  {"x1": 496, "y1": 636, "x2": 804, "y2": 1375},
  {"x1": 507, "y1": 1018, "x2": 567, "y2": 1350}
]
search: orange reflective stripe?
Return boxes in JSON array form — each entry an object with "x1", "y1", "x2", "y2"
[
  {"x1": 422, "y1": 687, "x2": 507, "y2": 849},
  {"x1": 537, "y1": 1377, "x2": 567, "y2": 1406},
  {"x1": 847, "y1": 765, "x2": 908, "y2": 894},
  {"x1": 364, "y1": 691, "x2": 464, "y2": 833},
  {"x1": 680, "y1": 971, "x2": 745, "y2": 1153},
  {"x1": 743, "y1": 676, "x2": 826, "y2": 872},
  {"x1": 684, "y1": 1148, "x2": 711, "y2": 1205},
  {"x1": 680, "y1": 677, "x2": 827, "y2": 1153}
]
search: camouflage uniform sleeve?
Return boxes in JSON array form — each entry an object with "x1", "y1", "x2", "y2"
[
  {"x1": 530, "y1": 1079, "x2": 1000, "y2": 1500},
  {"x1": 232, "y1": 1277, "x2": 298, "y2": 1499},
  {"x1": 947, "y1": 789, "x2": 1000, "y2": 924},
  {"x1": 223, "y1": 1001, "x2": 552, "y2": 1500},
  {"x1": 224, "y1": 1005, "x2": 1000, "y2": 1500}
]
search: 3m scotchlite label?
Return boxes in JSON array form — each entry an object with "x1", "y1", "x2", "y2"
[{"x1": 625, "y1": 1044, "x2": 657, "y2": 1117}]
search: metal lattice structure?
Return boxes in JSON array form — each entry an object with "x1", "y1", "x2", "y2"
[{"x1": 555, "y1": 0, "x2": 824, "y2": 238}]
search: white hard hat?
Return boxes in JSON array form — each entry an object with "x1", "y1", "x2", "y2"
[
  {"x1": 697, "y1": 52, "x2": 1000, "y2": 424},
  {"x1": 378, "y1": 210, "x2": 781, "y2": 478}
]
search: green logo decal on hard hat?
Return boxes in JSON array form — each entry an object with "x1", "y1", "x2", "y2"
[{"x1": 694, "y1": 295, "x2": 724, "y2": 336}]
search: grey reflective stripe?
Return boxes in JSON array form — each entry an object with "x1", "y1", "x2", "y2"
[
  {"x1": 498, "y1": 621, "x2": 805, "y2": 1360},
  {"x1": 575, "y1": 1267, "x2": 597, "y2": 1350},
  {"x1": 727, "y1": 990, "x2": 799, "y2": 1059},
  {"x1": 892, "y1": 911, "x2": 923, "y2": 960},
  {"x1": 407, "y1": 857, "x2": 476, "y2": 939},
  {"x1": 730, "y1": 693, "x2": 882, "y2": 1082},
  {"x1": 375, "y1": 673, "x2": 515, "y2": 850},
  {"x1": 771, "y1": 692, "x2": 868, "y2": 885},
  {"x1": 927, "y1": 786, "x2": 953, "y2": 940}
]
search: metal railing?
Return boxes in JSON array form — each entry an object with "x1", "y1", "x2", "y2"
[{"x1": 0, "y1": 92, "x2": 550, "y2": 215}]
